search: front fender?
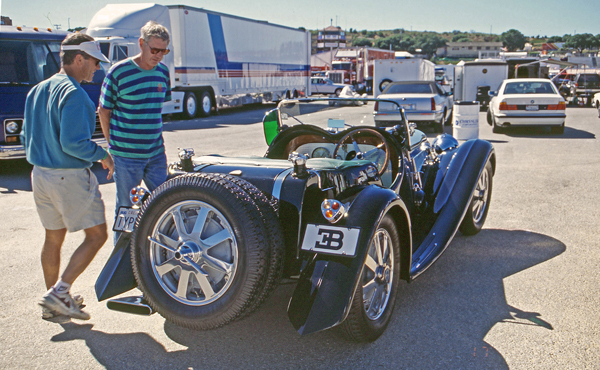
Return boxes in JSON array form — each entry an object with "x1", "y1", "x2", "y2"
[
  {"x1": 95, "y1": 233, "x2": 137, "y2": 301},
  {"x1": 287, "y1": 185, "x2": 410, "y2": 335}
]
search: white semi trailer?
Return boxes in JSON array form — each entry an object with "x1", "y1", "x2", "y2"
[
  {"x1": 372, "y1": 59, "x2": 436, "y2": 98},
  {"x1": 86, "y1": 3, "x2": 311, "y2": 118}
]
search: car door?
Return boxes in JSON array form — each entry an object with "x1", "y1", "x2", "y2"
[{"x1": 311, "y1": 78, "x2": 323, "y2": 94}]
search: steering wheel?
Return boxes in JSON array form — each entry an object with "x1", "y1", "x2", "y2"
[{"x1": 332, "y1": 128, "x2": 391, "y2": 176}]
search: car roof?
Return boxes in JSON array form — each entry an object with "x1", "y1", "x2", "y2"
[
  {"x1": 503, "y1": 78, "x2": 553, "y2": 83},
  {"x1": 388, "y1": 81, "x2": 435, "y2": 85}
]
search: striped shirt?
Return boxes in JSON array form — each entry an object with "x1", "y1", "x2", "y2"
[{"x1": 100, "y1": 58, "x2": 171, "y2": 159}]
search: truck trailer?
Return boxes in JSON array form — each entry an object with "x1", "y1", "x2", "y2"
[
  {"x1": 86, "y1": 3, "x2": 311, "y2": 119},
  {"x1": 0, "y1": 25, "x2": 105, "y2": 160},
  {"x1": 372, "y1": 59, "x2": 436, "y2": 98},
  {"x1": 453, "y1": 59, "x2": 508, "y2": 110}
]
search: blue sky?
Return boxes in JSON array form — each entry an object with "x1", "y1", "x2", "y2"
[{"x1": 3, "y1": 0, "x2": 600, "y2": 37}]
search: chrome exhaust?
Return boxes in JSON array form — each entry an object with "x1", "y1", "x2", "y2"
[{"x1": 106, "y1": 296, "x2": 155, "y2": 315}]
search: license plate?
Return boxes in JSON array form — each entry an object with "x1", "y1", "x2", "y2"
[
  {"x1": 112, "y1": 207, "x2": 140, "y2": 232},
  {"x1": 401, "y1": 104, "x2": 414, "y2": 110},
  {"x1": 526, "y1": 104, "x2": 539, "y2": 111},
  {"x1": 301, "y1": 224, "x2": 360, "y2": 257}
]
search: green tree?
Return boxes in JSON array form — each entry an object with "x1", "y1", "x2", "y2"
[
  {"x1": 547, "y1": 36, "x2": 563, "y2": 43},
  {"x1": 501, "y1": 29, "x2": 526, "y2": 51},
  {"x1": 564, "y1": 33, "x2": 599, "y2": 53},
  {"x1": 415, "y1": 34, "x2": 447, "y2": 58},
  {"x1": 352, "y1": 38, "x2": 373, "y2": 47}
]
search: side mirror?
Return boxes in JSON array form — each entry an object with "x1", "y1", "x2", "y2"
[{"x1": 263, "y1": 108, "x2": 281, "y2": 145}]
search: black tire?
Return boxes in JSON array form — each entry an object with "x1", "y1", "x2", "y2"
[
  {"x1": 486, "y1": 109, "x2": 493, "y2": 126},
  {"x1": 131, "y1": 173, "x2": 271, "y2": 330},
  {"x1": 183, "y1": 92, "x2": 197, "y2": 119},
  {"x1": 433, "y1": 117, "x2": 444, "y2": 133},
  {"x1": 379, "y1": 79, "x2": 392, "y2": 93},
  {"x1": 198, "y1": 91, "x2": 213, "y2": 117},
  {"x1": 550, "y1": 124, "x2": 565, "y2": 135},
  {"x1": 492, "y1": 116, "x2": 503, "y2": 133},
  {"x1": 444, "y1": 108, "x2": 452, "y2": 126},
  {"x1": 217, "y1": 174, "x2": 285, "y2": 318},
  {"x1": 341, "y1": 215, "x2": 401, "y2": 342},
  {"x1": 334, "y1": 88, "x2": 342, "y2": 97},
  {"x1": 459, "y1": 160, "x2": 493, "y2": 235}
]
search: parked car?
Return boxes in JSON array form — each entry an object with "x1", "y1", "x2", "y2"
[
  {"x1": 487, "y1": 78, "x2": 566, "y2": 134},
  {"x1": 96, "y1": 97, "x2": 495, "y2": 342},
  {"x1": 374, "y1": 81, "x2": 453, "y2": 133},
  {"x1": 310, "y1": 77, "x2": 351, "y2": 96},
  {"x1": 567, "y1": 73, "x2": 600, "y2": 106},
  {"x1": 592, "y1": 92, "x2": 600, "y2": 118}
]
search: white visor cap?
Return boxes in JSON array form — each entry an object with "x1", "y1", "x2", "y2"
[{"x1": 61, "y1": 41, "x2": 110, "y2": 63}]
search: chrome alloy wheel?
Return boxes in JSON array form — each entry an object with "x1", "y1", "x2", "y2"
[
  {"x1": 471, "y1": 167, "x2": 490, "y2": 223},
  {"x1": 362, "y1": 228, "x2": 394, "y2": 320},
  {"x1": 148, "y1": 200, "x2": 238, "y2": 306}
]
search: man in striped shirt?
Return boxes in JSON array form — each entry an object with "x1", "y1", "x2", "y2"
[{"x1": 99, "y1": 21, "x2": 172, "y2": 243}]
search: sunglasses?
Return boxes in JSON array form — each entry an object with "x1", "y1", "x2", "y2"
[{"x1": 145, "y1": 41, "x2": 170, "y2": 55}]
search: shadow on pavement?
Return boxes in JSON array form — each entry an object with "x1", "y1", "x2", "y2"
[{"x1": 50, "y1": 228, "x2": 565, "y2": 370}]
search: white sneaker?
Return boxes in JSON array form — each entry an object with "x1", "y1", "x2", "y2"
[
  {"x1": 39, "y1": 290, "x2": 90, "y2": 320},
  {"x1": 42, "y1": 294, "x2": 84, "y2": 320}
]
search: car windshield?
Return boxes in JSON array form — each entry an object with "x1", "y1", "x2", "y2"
[
  {"x1": 383, "y1": 83, "x2": 433, "y2": 94},
  {"x1": 503, "y1": 81, "x2": 556, "y2": 94}
]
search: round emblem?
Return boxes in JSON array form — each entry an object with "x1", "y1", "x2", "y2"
[
  {"x1": 531, "y1": 100, "x2": 534, "y2": 103},
  {"x1": 157, "y1": 84, "x2": 163, "y2": 92},
  {"x1": 482, "y1": 69, "x2": 488, "y2": 74}
]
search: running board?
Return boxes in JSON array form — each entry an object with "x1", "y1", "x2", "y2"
[{"x1": 106, "y1": 296, "x2": 155, "y2": 316}]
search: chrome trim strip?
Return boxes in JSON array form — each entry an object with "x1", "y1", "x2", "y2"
[{"x1": 272, "y1": 168, "x2": 294, "y2": 200}]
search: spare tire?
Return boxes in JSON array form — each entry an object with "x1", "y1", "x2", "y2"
[
  {"x1": 131, "y1": 173, "x2": 275, "y2": 330},
  {"x1": 379, "y1": 79, "x2": 393, "y2": 93}
]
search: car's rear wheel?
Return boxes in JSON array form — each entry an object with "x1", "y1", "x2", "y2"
[
  {"x1": 459, "y1": 160, "x2": 493, "y2": 235},
  {"x1": 433, "y1": 117, "x2": 444, "y2": 133},
  {"x1": 486, "y1": 109, "x2": 493, "y2": 126},
  {"x1": 492, "y1": 116, "x2": 503, "y2": 133},
  {"x1": 335, "y1": 88, "x2": 342, "y2": 97},
  {"x1": 341, "y1": 215, "x2": 401, "y2": 342},
  {"x1": 131, "y1": 173, "x2": 277, "y2": 330}
]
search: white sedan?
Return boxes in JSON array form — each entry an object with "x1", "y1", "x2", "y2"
[
  {"x1": 310, "y1": 77, "x2": 351, "y2": 96},
  {"x1": 487, "y1": 78, "x2": 566, "y2": 134}
]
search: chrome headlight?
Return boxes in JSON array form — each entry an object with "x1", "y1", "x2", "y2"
[{"x1": 5, "y1": 121, "x2": 20, "y2": 134}]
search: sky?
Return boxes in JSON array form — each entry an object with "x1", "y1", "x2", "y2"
[{"x1": 2, "y1": 0, "x2": 600, "y2": 37}]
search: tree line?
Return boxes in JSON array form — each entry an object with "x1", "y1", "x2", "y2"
[{"x1": 346, "y1": 28, "x2": 600, "y2": 57}]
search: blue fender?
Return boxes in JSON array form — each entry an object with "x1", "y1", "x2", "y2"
[
  {"x1": 287, "y1": 185, "x2": 411, "y2": 336},
  {"x1": 95, "y1": 233, "x2": 137, "y2": 301},
  {"x1": 411, "y1": 139, "x2": 495, "y2": 278}
]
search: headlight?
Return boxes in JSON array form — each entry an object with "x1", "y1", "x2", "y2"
[
  {"x1": 5, "y1": 121, "x2": 20, "y2": 134},
  {"x1": 130, "y1": 186, "x2": 148, "y2": 207}
]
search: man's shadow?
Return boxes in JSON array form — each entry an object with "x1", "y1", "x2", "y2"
[{"x1": 52, "y1": 229, "x2": 565, "y2": 370}]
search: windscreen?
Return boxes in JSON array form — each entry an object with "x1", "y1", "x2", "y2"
[
  {"x1": 383, "y1": 83, "x2": 433, "y2": 94},
  {"x1": 0, "y1": 40, "x2": 61, "y2": 84},
  {"x1": 503, "y1": 81, "x2": 557, "y2": 94}
]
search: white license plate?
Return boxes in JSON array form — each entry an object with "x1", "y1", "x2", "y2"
[
  {"x1": 526, "y1": 104, "x2": 539, "y2": 111},
  {"x1": 113, "y1": 207, "x2": 140, "y2": 232},
  {"x1": 301, "y1": 224, "x2": 360, "y2": 257},
  {"x1": 401, "y1": 104, "x2": 414, "y2": 110}
]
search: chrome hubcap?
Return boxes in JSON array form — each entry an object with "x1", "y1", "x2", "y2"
[
  {"x1": 362, "y1": 228, "x2": 394, "y2": 320},
  {"x1": 472, "y1": 169, "x2": 489, "y2": 223}
]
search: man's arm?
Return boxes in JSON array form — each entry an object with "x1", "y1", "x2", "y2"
[{"x1": 98, "y1": 106, "x2": 111, "y2": 143}]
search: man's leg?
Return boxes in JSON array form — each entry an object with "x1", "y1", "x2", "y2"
[
  {"x1": 113, "y1": 155, "x2": 144, "y2": 244},
  {"x1": 143, "y1": 152, "x2": 168, "y2": 191},
  {"x1": 60, "y1": 223, "x2": 108, "y2": 284},
  {"x1": 41, "y1": 228, "x2": 67, "y2": 290}
]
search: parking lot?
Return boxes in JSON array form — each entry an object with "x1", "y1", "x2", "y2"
[{"x1": 0, "y1": 105, "x2": 599, "y2": 369}]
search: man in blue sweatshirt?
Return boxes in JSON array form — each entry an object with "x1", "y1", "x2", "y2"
[{"x1": 22, "y1": 33, "x2": 113, "y2": 320}]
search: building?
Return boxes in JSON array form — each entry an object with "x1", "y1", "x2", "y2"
[
  {"x1": 1, "y1": 16, "x2": 13, "y2": 25},
  {"x1": 314, "y1": 25, "x2": 346, "y2": 54},
  {"x1": 440, "y1": 42, "x2": 504, "y2": 58}
]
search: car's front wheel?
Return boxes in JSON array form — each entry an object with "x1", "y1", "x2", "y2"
[
  {"x1": 341, "y1": 215, "x2": 401, "y2": 342},
  {"x1": 459, "y1": 160, "x2": 493, "y2": 235},
  {"x1": 131, "y1": 173, "x2": 282, "y2": 330}
]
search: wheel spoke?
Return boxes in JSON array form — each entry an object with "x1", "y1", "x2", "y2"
[
  {"x1": 375, "y1": 234, "x2": 383, "y2": 264},
  {"x1": 202, "y1": 228, "x2": 233, "y2": 249},
  {"x1": 190, "y1": 207, "x2": 210, "y2": 239},
  {"x1": 363, "y1": 279, "x2": 377, "y2": 311},
  {"x1": 202, "y1": 253, "x2": 233, "y2": 275},
  {"x1": 156, "y1": 231, "x2": 179, "y2": 250},
  {"x1": 148, "y1": 236, "x2": 178, "y2": 253},
  {"x1": 171, "y1": 206, "x2": 189, "y2": 238},
  {"x1": 183, "y1": 256, "x2": 216, "y2": 298},
  {"x1": 365, "y1": 254, "x2": 378, "y2": 273},
  {"x1": 175, "y1": 269, "x2": 192, "y2": 298},
  {"x1": 155, "y1": 258, "x2": 179, "y2": 277}
]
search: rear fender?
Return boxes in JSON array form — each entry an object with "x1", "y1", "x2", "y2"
[
  {"x1": 287, "y1": 185, "x2": 411, "y2": 335},
  {"x1": 95, "y1": 233, "x2": 137, "y2": 301}
]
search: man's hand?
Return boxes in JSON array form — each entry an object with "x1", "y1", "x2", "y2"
[{"x1": 100, "y1": 153, "x2": 114, "y2": 180}]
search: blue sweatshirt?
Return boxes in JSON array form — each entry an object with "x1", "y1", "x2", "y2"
[{"x1": 22, "y1": 73, "x2": 107, "y2": 168}]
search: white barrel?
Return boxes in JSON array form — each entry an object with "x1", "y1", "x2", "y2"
[{"x1": 452, "y1": 101, "x2": 480, "y2": 140}]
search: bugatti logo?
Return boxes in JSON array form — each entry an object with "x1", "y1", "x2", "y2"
[{"x1": 315, "y1": 228, "x2": 344, "y2": 250}]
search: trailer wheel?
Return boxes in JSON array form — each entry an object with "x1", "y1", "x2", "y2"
[
  {"x1": 341, "y1": 214, "x2": 401, "y2": 342},
  {"x1": 379, "y1": 79, "x2": 392, "y2": 93},
  {"x1": 199, "y1": 91, "x2": 213, "y2": 117},
  {"x1": 130, "y1": 173, "x2": 272, "y2": 330},
  {"x1": 183, "y1": 92, "x2": 197, "y2": 119}
]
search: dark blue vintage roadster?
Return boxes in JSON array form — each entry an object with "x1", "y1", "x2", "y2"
[{"x1": 96, "y1": 98, "x2": 495, "y2": 342}]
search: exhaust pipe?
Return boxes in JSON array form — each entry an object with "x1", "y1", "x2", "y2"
[{"x1": 106, "y1": 296, "x2": 155, "y2": 315}]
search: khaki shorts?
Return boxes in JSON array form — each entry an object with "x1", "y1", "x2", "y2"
[{"x1": 32, "y1": 166, "x2": 106, "y2": 232}]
